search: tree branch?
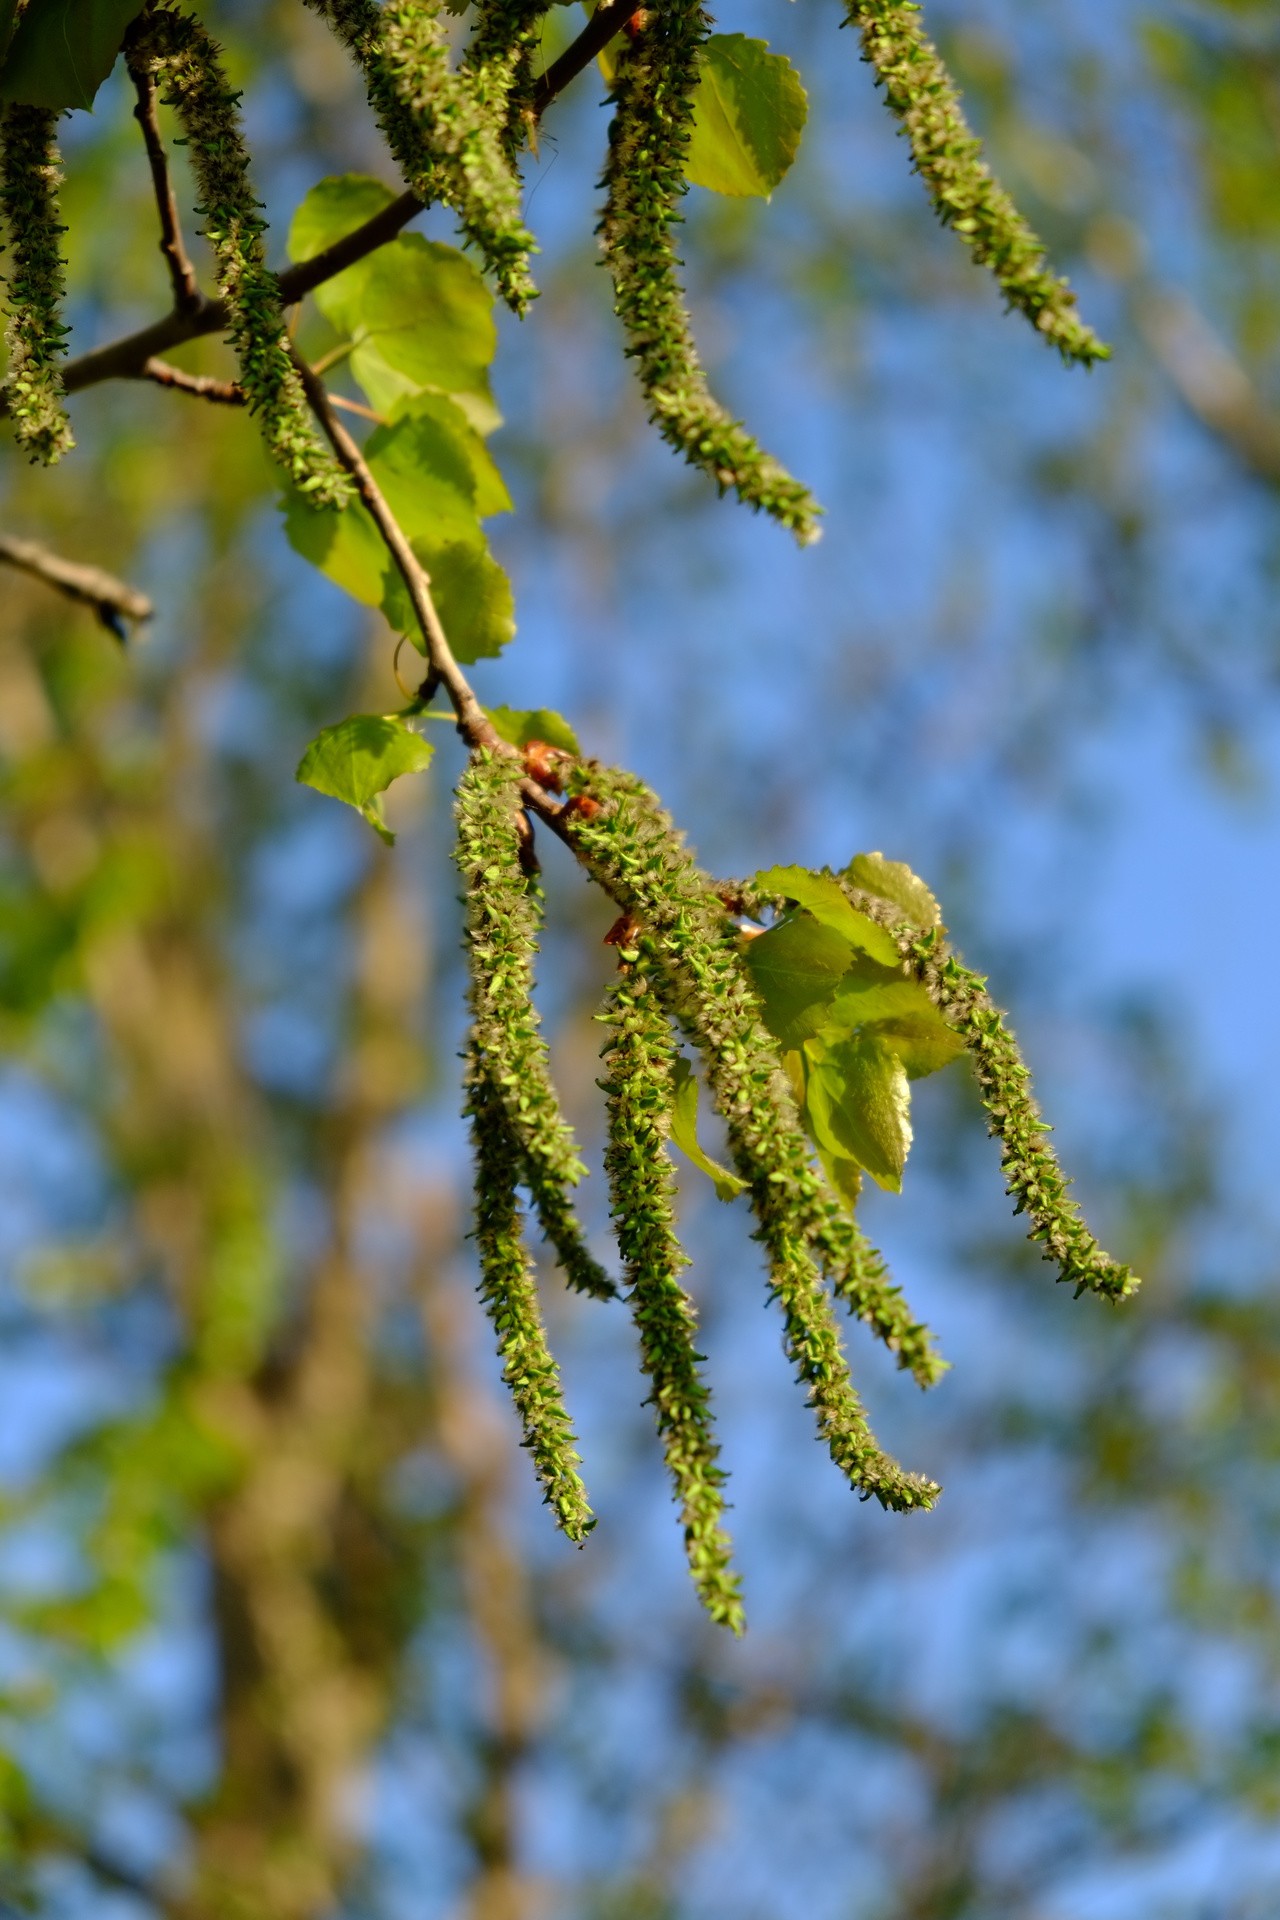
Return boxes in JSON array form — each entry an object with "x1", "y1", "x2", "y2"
[
  {"x1": 128, "y1": 56, "x2": 203, "y2": 316},
  {"x1": 141, "y1": 356, "x2": 245, "y2": 403},
  {"x1": 292, "y1": 350, "x2": 498, "y2": 750},
  {"x1": 532, "y1": 0, "x2": 634, "y2": 119},
  {"x1": 0, "y1": 531, "x2": 153, "y2": 631}
]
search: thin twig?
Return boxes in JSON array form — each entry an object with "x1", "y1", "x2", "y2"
[
  {"x1": 128, "y1": 57, "x2": 203, "y2": 316},
  {"x1": 292, "y1": 350, "x2": 498, "y2": 750},
  {"x1": 532, "y1": 0, "x2": 633, "y2": 118},
  {"x1": 328, "y1": 392, "x2": 384, "y2": 425},
  {"x1": 140, "y1": 357, "x2": 245, "y2": 403},
  {"x1": 0, "y1": 531, "x2": 153, "y2": 632}
]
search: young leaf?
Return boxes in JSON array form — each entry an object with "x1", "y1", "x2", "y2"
[
  {"x1": 667, "y1": 1056, "x2": 746, "y2": 1201},
  {"x1": 742, "y1": 912, "x2": 858, "y2": 1047},
  {"x1": 754, "y1": 865, "x2": 902, "y2": 967},
  {"x1": 804, "y1": 1033, "x2": 913, "y2": 1193},
  {"x1": 383, "y1": 535, "x2": 516, "y2": 663},
  {"x1": 487, "y1": 707, "x2": 581, "y2": 755},
  {"x1": 295, "y1": 714, "x2": 434, "y2": 844},
  {"x1": 287, "y1": 172, "x2": 397, "y2": 276},
  {"x1": 685, "y1": 34, "x2": 808, "y2": 201},
  {"x1": 826, "y1": 968, "x2": 965, "y2": 1079},
  {"x1": 846, "y1": 850, "x2": 942, "y2": 930},
  {"x1": 1, "y1": 0, "x2": 144, "y2": 109}
]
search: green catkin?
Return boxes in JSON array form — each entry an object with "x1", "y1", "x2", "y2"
[
  {"x1": 126, "y1": 12, "x2": 349, "y2": 505},
  {"x1": 836, "y1": 881, "x2": 1139, "y2": 1300},
  {"x1": 0, "y1": 104, "x2": 74, "y2": 464},
  {"x1": 598, "y1": 4, "x2": 823, "y2": 545},
  {"x1": 599, "y1": 960, "x2": 744, "y2": 1630},
  {"x1": 456, "y1": 749, "x2": 615, "y2": 1301},
  {"x1": 466, "y1": 1055, "x2": 595, "y2": 1540},
  {"x1": 842, "y1": 0, "x2": 1107, "y2": 366},
  {"x1": 464, "y1": 0, "x2": 550, "y2": 152},
  {"x1": 564, "y1": 769, "x2": 938, "y2": 1511},
  {"x1": 304, "y1": 0, "x2": 536, "y2": 313}
]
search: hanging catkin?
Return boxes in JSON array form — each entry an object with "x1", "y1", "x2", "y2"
[
  {"x1": 455, "y1": 749, "x2": 614, "y2": 1302},
  {"x1": 563, "y1": 767, "x2": 939, "y2": 1511},
  {"x1": 598, "y1": 2, "x2": 823, "y2": 545},
  {"x1": 0, "y1": 103, "x2": 74, "y2": 464},
  {"x1": 125, "y1": 11, "x2": 350, "y2": 504},
  {"x1": 600, "y1": 958, "x2": 744, "y2": 1629},
  {"x1": 842, "y1": 0, "x2": 1107, "y2": 365}
]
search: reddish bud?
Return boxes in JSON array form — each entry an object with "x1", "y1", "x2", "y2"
[
  {"x1": 561, "y1": 793, "x2": 602, "y2": 824},
  {"x1": 623, "y1": 7, "x2": 650, "y2": 37},
  {"x1": 524, "y1": 738, "x2": 569, "y2": 792},
  {"x1": 603, "y1": 912, "x2": 642, "y2": 949}
]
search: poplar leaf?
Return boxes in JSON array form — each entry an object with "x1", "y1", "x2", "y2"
[
  {"x1": 296, "y1": 714, "x2": 434, "y2": 844},
  {"x1": 845, "y1": 851, "x2": 942, "y2": 930},
  {"x1": 754, "y1": 866, "x2": 902, "y2": 968},
  {"x1": 384, "y1": 536, "x2": 515, "y2": 663},
  {"x1": 668, "y1": 1057, "x2": 746, "y2": 1201},
  {"x1": 1, "y1": 0, "x2": 144, "y2": 108},
  {"x1": 742, "y1": 911, "x2": 857, "y2": 1046},
  {"x1": 804, "y1": 1034, "x2": 913, "y2": 1193},
  {"x1": 487, "y1": 707, "x2": 580, "y2": 754},
  {"x1": 827, "y1": 969, "x2": 965, "y2": 1079},
  {"x1": 287, "y1": 180, "x2": 501, "y2": 431},
  {"x1": 685, "y1": 34, "x2": 808, "y2": 200}
]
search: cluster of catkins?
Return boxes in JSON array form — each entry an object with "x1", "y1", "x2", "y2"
[
  {"x1": 3, "y1": 0, "x2": 1105, "y2": 524},
  {"x1": 456, "y1": 747, "x2": 1135, "y2": 1631}
]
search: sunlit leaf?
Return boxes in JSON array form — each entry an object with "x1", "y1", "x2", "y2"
[
  {"x1": 742, "y1": 910, "x2": 857, "y2": 1046},
  {"x1": 384, "y1": 535, "x2": 516, "y2": 663},
  {"x1": 668, "y1": 1056, "x2": 746, "y2": 1200},
  {"x1": 845, "y1": 851, "x2": 942, "y2": 930},
  {"x1": 295, "y1": 713, "x2": 434, "y2": 844},
  {"x1": 487, "y1": 706, "x2": 580, "y2": 754},
  {"x1": 827, "y1": 967, "x2": 964, "y2": 1079},
  {"x1": 686, "y1": 34, "x2": 808, "y2": 200},
  {"x1": 754, "y1": 866, "x2": 902, "y2": 967},
  {"x1": 804, "y1": 1033, "x2": 913, "y2": 1193}
]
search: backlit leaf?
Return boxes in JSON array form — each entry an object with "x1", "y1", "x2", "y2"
[
  {"x1": 804, "y1": 1033, "x2": 913, "y2": 1193},
  {"x1": 845, "y1": 851, "x2": 942, "y2": 930},
  {"x1": 754, "y1": 865, "x2": 902, "y2": 967},
  {"x1": 742, "y1": 911, "x2": 857, "y2": 1046},
  {"x1": 384, "y1": 535, "x2": 515, "y2": 663},
  {"x1": 487, "y1": 707, "x2": 580, "y2": 754},
  {"x1": 827, "y1": 967, "x2": 965, "y2": 1079},
  {"x1": 295, "y1": 713, "x2": 434, "y2": 844},
  {"x1": 668, "y1": 1056, "x2": 746, "y2": 1201},
  {"x1": 685, "y1": 34, "x2": 808, "y2": 200}
]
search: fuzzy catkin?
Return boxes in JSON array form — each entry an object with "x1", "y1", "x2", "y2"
[
  {"x1": 467, "y1": 1055, "x2": 594, "y2": 1540},
  {"x1": 126, "y1": 12, "x2": 349, "y2": 505},
  {"x1": 464, "y1": 0, "x2": 550, "y2": 151},
  {"x1": 565, "y1": 768, "x2": 938, "y2": 1511},
  {"x1": 842, "y1": 0, "x2": 1107, "y2": 366},
  {"x1": 455, "y1": 749, "x2": 614, "y2": 1301},
  {"x1": 600, "y1": 961, "x2": 744, "y2": 1630},
  {"x1": 837, "y1": 880, "x2": 1139, "y2": 1300},
  {"x1": 598, "y1": 5, "x2": 822, "y2": 545},
  {"x1": 0, "y1": 104, "x2": 74, "y2": 464},
  {"x1": 305, "y1": 0, "x2": 536, "y2": 313}
]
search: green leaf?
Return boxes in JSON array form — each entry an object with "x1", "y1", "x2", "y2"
[
  {"x1": 487, "y1": 707, "x2": 580, "y2": 754},
  {"x1": 668, "y1": 1056, "x2": 746, "y2": 1201},
  {"x1": 754, "y1": 865, "x2": 902, "y2": 968},
  {"x1": 0, "y1": 1, "x2": 21, "y2": 65},
  {"x1": 742, "y1": 912, "x2": 857, "y2": 1046},
  {"x1": 288, "y1": 180, "x2": 501, "y2": 431},
  {"x1": 845, "y1": 851, "x2": 942, "y2": 930},
  {"x1": 826, "y1": 967, "x2": 965, "y2": 1079},
  {"x1": 804, "y1": 1033, "x2": 913, "y2": 1193},
  {"x1": 1, "y1": 0, "x2": 144, "y2": 108},
  {"x1": 295, "y1": 713, "x2": 434, "y2": 844},
  {"x1": 384, "y1": 535, "x2": 515, "y2": 664},
  {"x1": 287, "y1": 173, "x2": 397, "y2": 275},
  {"x1": 685, "y1": 34, "x2": 808, "y2": 200}
]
